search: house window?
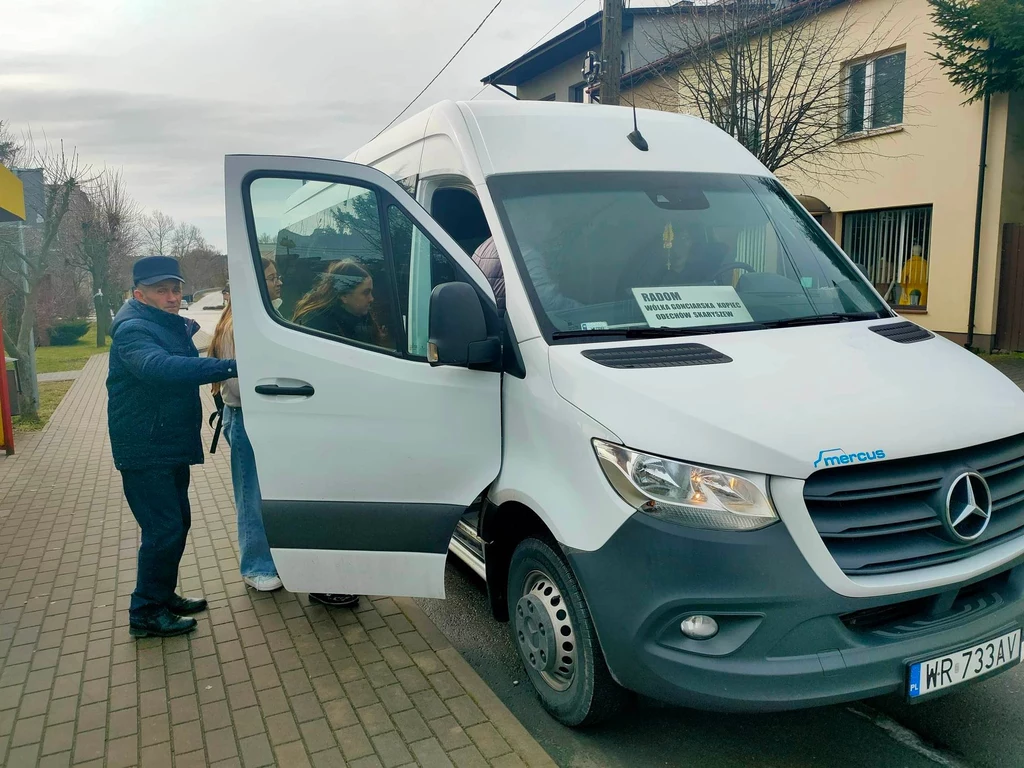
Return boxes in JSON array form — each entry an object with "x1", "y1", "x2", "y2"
[
  {"x1": 844, "y1": 50, "x2": 905, "y2": 135},
  {"x1": 842, "y1": 205, "x2": 931, "y2": 308},
  {"x1": 570, "y1": 82, "x2": 587, "y2": 103}
]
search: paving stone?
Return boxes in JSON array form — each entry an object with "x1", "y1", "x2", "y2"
[
  {"x1": 448, "y1": 744, "x2": 490, "y2": 768},
  {"x1": 322, "y1": 698, "x2": 358, "y2": 731},
  {"x1": 205, "y1": 726, "x2": 239, "y2": 763},
  {"x1": 310, "y1": 747, "x2": 347, "y2": 768},
  {"x1": 392, "y1": 709, "x2": 432, "y2": 744},
  {"x1": 239, "y1": 733, "x2": 275, "y2": 768},
  {"x1": 141, "y1": 714, "x2": 170, "y2": 747},
  {"x1": 357, "y1": 703, "x2": 394, "y2": 737},
  {"x1": 465, "y1": 723, "x2": 512, "y2": 759},
  {"x1": 335, "y1": 724, "x2": 375, "y2": 761},
  {"x1": 372, "y1": 731, "x2": 414, "y2": 767},
  {"x1": 489, "y1": 754, "x2": 529, "y2": 768},
  {"x1": 266, "y1": 712, "x2": 300, "y2": 746},
  {"x1": 428, "y1": 716, "x2": 473, "y2": 751},
  {"x1": 274, "y1": 740, "x2": 312, "y2": 768},
  {"x1": 172, "y1": 720, "x2": 204, "y2": 755},
  {"x1": 10, "y1": 713, "x2": 44, "y2": 747},
  {"x1": 412, "y1": 690, "x2": 450, "y2": 722},
  {"x1": 41, "y1": 722, "x2": 74, "y2": 756},
  {"x1": 409, "y1": 737, "x2": 456, "y2": 768},
  {"x1": 73, "y1": 728, "x2": 106, "y2": 763},
  {"x1": 105, "y1": 734, "x2": 138, "y2": 768},
  {"x1": 299, "y1": 718, "x2": 336, "y2": 754}
]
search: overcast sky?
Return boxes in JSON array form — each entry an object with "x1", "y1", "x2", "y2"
[{"x1": 0, "y1": 0, "x2": 622, "y2": 251}]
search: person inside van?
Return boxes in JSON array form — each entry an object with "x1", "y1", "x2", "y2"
[
  {"x1": 264, "y1": 259, "x2": 284, "y2": 314},
  {"x1": 631, "y1": 224, "x2": 729, "y2": 289},
  {"x1": 209, "y1": 258, "x2": 282, "y2": 593},
  {"x1": 292, "y1": 259, "x2": 384, "y2": 348},
  {"x1": 471, "y1": 238, "x2": 505, "y2": 314},
  {"x1": 470, "y1": 236, "x2": 581, "y2": 315}
]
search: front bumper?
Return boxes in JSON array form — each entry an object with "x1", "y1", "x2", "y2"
[{"x1": 567, "y1": 512, "x2": 1024, "y2": 712}]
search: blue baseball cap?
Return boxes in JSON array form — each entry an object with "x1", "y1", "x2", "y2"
[{"x1": 133, "y1": 255, "x2": 184, "y2": 286}]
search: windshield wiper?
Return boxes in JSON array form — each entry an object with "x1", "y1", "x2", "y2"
[
  {"x1": 552, "y1": 322, "x2": 767, "y2": 341},
  {"x1": 763, "y1": 311, "x2": 887, "y2": 329}
]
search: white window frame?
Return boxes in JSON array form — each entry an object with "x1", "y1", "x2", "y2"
[{"x1": 843, "y1": 49, "x2": 905, "y2": 137}]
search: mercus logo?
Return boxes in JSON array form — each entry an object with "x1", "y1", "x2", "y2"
[{"x1": 814, "y1": 448, "x2": 886, "y2": 468}]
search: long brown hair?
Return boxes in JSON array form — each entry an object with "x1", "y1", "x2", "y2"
[
  {"x1": 292, "y1": 259, "x2": 369, "y2": 320},
  {"x1": 293, "y1": 259, "x2": 386, "y2": 345},
  {"x1": 209, "y1": 258, "x2": 274, "y2": 393}
]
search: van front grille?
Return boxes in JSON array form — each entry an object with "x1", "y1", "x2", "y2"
[{"x1": 803, "y1": 434, "x2": 1024, "y2": 575}]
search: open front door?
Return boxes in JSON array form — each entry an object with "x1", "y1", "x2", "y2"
[{"x1": 224, "y1": 155, "x2": 501, "y2": 599}]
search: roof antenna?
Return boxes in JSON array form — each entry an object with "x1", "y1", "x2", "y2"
[
  {"x1": 627, "y1": 107, "x2": 648, "y2": 152},
  {"x1": 623, "y1": 16, "x2": 647, "y2": 152}
]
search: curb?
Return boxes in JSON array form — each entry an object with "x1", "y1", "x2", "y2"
[{"x1": 396, "y1": 597, "x2": 558, "y2": 768}]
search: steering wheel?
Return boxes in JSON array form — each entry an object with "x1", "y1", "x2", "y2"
[{"x1": 713, "y1": 261, "x2": 757, "y2": 284}]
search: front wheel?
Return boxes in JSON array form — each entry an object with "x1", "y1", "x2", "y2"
[{"x1": 507, "y1": 537, "x2": 629, "y2": 726}]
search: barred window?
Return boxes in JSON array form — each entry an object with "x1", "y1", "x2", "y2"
[{"x1": 842, "y1": 205, "x2": 931, "y2": 308}]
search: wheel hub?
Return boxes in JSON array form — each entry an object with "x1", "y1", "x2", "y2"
[{"x1": 514, "y1": 571, "x2": 577, "y2": 691}]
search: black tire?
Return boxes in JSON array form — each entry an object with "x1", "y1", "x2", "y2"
[{"x1": 506, "y1": 536, "x2": 629, "y2": 727}]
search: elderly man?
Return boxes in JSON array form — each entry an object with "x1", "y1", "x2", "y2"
[{"x1": 107, "y1": 256, "x2": 237, "y2": 638}]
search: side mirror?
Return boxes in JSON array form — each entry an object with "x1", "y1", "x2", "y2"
[{"x1": 428, "y1": 282, "x2": 500, "y2": 369}]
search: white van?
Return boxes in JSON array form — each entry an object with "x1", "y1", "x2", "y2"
[{"x1": 224, "y1": 100, "x2": 1024, "y2": 726}]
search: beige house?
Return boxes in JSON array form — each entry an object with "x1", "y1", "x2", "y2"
[{"x1": 485, "y1": 0, "x2": 1024, "y2": 351}]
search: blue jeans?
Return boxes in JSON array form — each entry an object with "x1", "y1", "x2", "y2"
[
  {"x1": 122, "y1": 465, "x2": 191, "y2": 620},
  {"x1": 222, "y1": 406, "x2": 278, "y2": 579}
]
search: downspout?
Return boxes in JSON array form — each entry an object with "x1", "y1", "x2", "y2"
[{"x1": 966, "y1": 44, "x2": 995, "y2": 349}]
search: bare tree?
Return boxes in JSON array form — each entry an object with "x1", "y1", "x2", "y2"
[
  {"x1": 171, "y1": 222, "x2": 206, "y2": 260},
  {"x1": 178, "y1": 246, "x2": 227, "y2": 295},
  {"x1": 638, "y1": 0, "x2": 924, "y2": 185},
  {"x1": 67, "y1": 169, "x2": 141, "y2": 346},
  {"x1": 0, "y1": 121, "x2": 29, "y2": 168},
  {"x1": 140, "y1": 210, "x2": 176, "y2": 256},
  {"x1": 0, "y1": 141, "x2": 90, "y2": 419}
]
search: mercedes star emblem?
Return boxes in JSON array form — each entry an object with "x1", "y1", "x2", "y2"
[{"x1": 943, "y1": 471, "x2": 993, "y2": 543}]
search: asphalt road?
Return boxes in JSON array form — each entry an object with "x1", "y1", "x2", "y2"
[{"x1": 417, "y1": 557, "x2": 1023, "y2": 768}]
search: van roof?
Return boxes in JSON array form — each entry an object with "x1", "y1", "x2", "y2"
[{"x1": 349, "y1": 100, "x2": 771, "y2": 181}]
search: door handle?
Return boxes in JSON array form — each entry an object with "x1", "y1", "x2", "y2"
[{"x1": 254, "y1": 384, "x2": 315, "y2": 397}]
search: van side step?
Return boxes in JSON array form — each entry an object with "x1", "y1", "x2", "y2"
[{"x1": 450, "y1": 520, "x2": 486, "y2": 579}]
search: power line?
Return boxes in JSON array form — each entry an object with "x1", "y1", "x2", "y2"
[
  {"x1": 371, "y1": 0, "x2": 504, "y2": 141},
  {"x1": 472, "y1": 0, "x2": 590, "y2": 100}
]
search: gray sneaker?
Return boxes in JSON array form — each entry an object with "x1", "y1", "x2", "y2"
[{"x1": 244, "y1": 575, "x2": 283, "y2": 592}]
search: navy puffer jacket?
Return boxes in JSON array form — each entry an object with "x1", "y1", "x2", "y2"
[{"x1": 107, "y1": 299, "x2": 236, "y2": 471}]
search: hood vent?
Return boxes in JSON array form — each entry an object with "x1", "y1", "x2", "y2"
[
  {"x1": 869, "y1": 321, "x2": 934, "y2": 344},
  {"x1": 583, "y1": 343, "x2": 732, "y2": 369}
]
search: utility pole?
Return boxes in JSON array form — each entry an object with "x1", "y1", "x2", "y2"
[{"x1": 598, "y1": 0, "x2": 623, "y2": 106}]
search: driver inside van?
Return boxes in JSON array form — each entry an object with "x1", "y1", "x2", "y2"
[{"x1": 635, "y1": 224, "x2": 728, "y2": 287}]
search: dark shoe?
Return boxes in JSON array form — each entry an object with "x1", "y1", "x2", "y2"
[
  {"x1": 309, "y1": 593, "x2": 359, "y2": 608},
  {"x1": 167, "y1": 594, "x2": 208, "y2": 615},
  {"x1": 129, "y1": 608, "x2": 198, "y2": 638}
]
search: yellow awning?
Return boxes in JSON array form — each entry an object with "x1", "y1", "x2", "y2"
[{"x1": 0, "y1": 165, "x2": 26, "y2": 223}]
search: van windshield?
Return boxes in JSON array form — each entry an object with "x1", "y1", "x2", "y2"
[{"x1": 487, "y1": 172, "x2": 890, "y2": 340}]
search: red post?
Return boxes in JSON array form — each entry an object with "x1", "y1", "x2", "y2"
[{"x1": 0, "y1": 307, "x2": 15, "y2": 455}]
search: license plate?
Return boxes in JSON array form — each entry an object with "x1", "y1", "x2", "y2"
[{"x1": 908, "y1": 629, "x2": 1021, "y2": 698}]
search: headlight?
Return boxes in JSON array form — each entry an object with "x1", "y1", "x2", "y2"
[{"x1": 593, "y1": 440, "x2": 777, "y2": 531}]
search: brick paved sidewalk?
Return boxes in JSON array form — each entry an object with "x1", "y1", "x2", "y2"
[{"x1": 0, "y1": 355, "x2": 556, "y2": 768}]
